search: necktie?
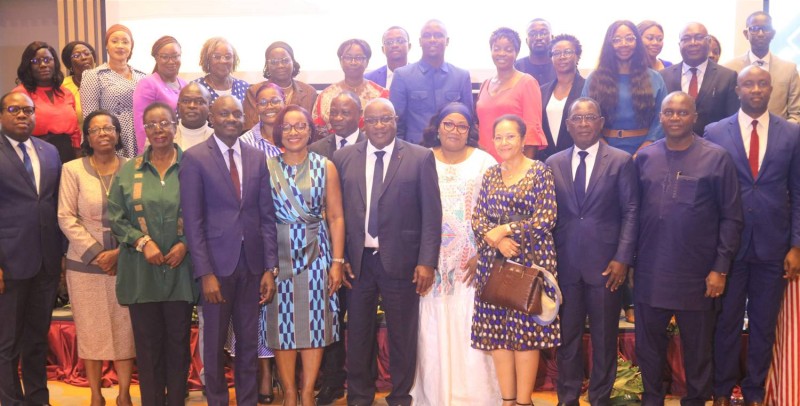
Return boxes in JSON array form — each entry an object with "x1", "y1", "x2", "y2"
[
  {"x1": 755, "y1": 60, "x2": 765, "y2": 67},
  {"x1": 18, "y1": 142, "x2": 35, "y2": 188},
  {"x1": 574, "y1": 151, "x2": 588, "y2": 208},
  {"x1": 228, "y1": 148, "x2": 241, "y2": 201},
  {"x1": 339, "y1": 138, "x2": 348, "y2": 150},
  {"x1": 368, "y1": 151, "x2": 386, "y2": 238},
  {"x1": 688, "y1": 67, "x2": 698, "y2": 98},
  {"x1": 749, "y1": 120, "x2": 759, "y2": 178}
]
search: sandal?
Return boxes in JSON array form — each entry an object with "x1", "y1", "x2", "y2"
[{"x1": 258, "y1": 392, "x2": 275, "y2": 404}]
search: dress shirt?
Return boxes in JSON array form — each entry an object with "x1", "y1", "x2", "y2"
[
  {"x1": 335, "y1": 129, "x2": 359, "y2": 150},
  {"x1": 213, "y1": 134, "x2": 243, "y2": 198},
  {"x1": 681, "y1": 59, "x2": 710, "y2": 94},
  {"x1": 364, "y1": 139, "x2": 396, "y2": 248},
  {"x1": 5, "y1": 134, "x2": 40, "y2": 194},
  {"x1": 737, "y1": 109, "x2": 770, "y2": 171},
  {"x1": 747, "y1": 51, "x2": 771, "y2": 70},
  {"x1": 385, "y1": 68, "x2": 395, "y2": 90},
  {"x1": 546, "y1": 94, "x2": 567, "y2": 146},
  {"x1": 571, "y1": 141, "x2": 600, "y2": 191}
]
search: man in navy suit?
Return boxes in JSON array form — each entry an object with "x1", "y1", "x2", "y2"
[
  {"x1": 0, "y1": 92, "x2": 63, "y2": 405},
  {"x1": 660, "y1": 22, "x2": 739, "y2": 136},
  {"x1": 705, "y1": 66, "x2": 800, "y2": 406},
  {"x1": 546, "y1": 97, "x2": 639, "y2": 406},
  {"x1": 180, "y1": 95, "x2": 279, "y2": 406},
  {"x1": 332, "y1": 98, "x2": 441, "y2": 406},
  {"x1": 364, "y1": 26, "x2": 411, "y2": 89}
]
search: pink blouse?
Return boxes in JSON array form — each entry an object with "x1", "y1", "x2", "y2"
[{"x1": 132, "y1": 73, "x2": 187, "y2": 152}]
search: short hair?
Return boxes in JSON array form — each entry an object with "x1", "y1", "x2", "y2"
[
  {"x1": 81, "y1": 109, "x2": 123, "y2": 155},
  {"x1": 337, "y1": 39, "x2": 372, "y2": 60},
  {"x1": 199, "y1": 37, "x2": 240, "y2": 73},
  {"x1": 262, "y1": 41, "x2": 301, "y2": 79},
  {"x1": 636, "y1": 20, "x2": 665, "y2": 37},
  {"x1": 550, "y1": 33, "x2": 583, "y2": 60},
  {"x1": 143, "y1": 101, "x2": 178, "y2": 124},
  {"x1": 255, "y1": 82, "x2": 286, "y2": 102},
  {"x1": 569, "y1": 97, "x2": 602, "y2": 116},
  {"x1": 527, "y1": 18, "x2": 552, "y2": 32},
  {"x1": 16, "y1": 41, "x2": 64, "y2": 94},
  {"x1": 61, "y1": 41, "x2": 96, "y2": 75},
  {"x1": 333, "y1": 90, "x2": 362, "y2": 111},
  {"x1": 272, "y1": 105, "x2": 316, "y2": 149},
  {"x1": 746, "y1": 11, "x2": 771, "y2": 26},
  {"x1": 0, "y1": 91, "x2": 32, "y2": 110},
  {"x1": 421, "y1": 102, "x2": 478, "y2": 148},
  {"x1": 383, "y1": 26, "x2": 410, "y2": 41},
  {"x1": 489, "y1": 27, "x2": 522, "y2": 53},
  {"x1": 493, "y1": 114, "x2": 527, "y2": 139}
]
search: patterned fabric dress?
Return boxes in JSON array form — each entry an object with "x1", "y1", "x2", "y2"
[
  {"x1": 471, "y1": 161, "x2": 561, "y2": 351},
  {"x1": 264, "y1": 152, "x2": 339, "y2": 350},
  {"x1": 193, "y1": 76, "x2": 249, "y2": 104},
  {"x1": 765, "y1": 278, "x2": 800, "y2": 405}
]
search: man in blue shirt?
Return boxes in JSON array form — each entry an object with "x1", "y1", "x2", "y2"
[{"x1": 389, "y1": 19, "x2": 473, "y2": 144}]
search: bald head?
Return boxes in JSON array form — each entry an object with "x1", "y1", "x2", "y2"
[
  {"x1": 178, "y1": 82, "x2": 211, "y2": 129},
  {"x1": 209, "y1": 95, "x2": 244, "y2": 144},
  {"x1": 363, "y1": 98, "x2": 397, "y2": 149},
  {"x1": 736, "y1": 65, "x2": 772, "y2": 116},
  {"x1": 660, "y1": 91, "x2": 698, "y2": 141},
  {"x1": 679, "y1": 22, "x2": 710, "y2": 67}
]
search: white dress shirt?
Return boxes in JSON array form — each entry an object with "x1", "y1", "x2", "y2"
[
  {"x1": 5, "y1": 135, "x2": 40, "y2": 194},
  {"x1": 571, "y1": 141, "x2": 600, "y2": 192},
  {"x1": 385, "y1": 69, "x2": 395, "y2": 90},
  {"x1": 546, "y1": 94, "x2": 568, "y2": 146},
  {"x1": 748, "y1": 51, "x2": 771, "y2": 70},
  {"x1": 335, "y1": 129, "x2": 360, "y2": 150},
  {"x1": 214, "y1": 134, "x2": 243, "y2": 198},
  {"x1": 681, "y1": 59, "x2": 710, "y2": 94},
  {"x1": 738, "y1": 109, "x2": 770, "y2": 171},
  {"x1": 364, "y1": 139, "x2": 396, "y2": 248}
]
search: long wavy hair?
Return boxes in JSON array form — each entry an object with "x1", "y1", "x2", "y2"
[
  {"x1": 16, "y1": 41, "x2": 65, "y2": 94},
  {"x1": 587, "y1": 20, "x2": 654, "y2": 127}
]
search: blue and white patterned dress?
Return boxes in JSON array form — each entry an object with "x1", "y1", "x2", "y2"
[
  {"x1": 264, "y1": 152, "x2": 340, "y2": 350},
  {"x1": 193, "y1": 76, "x2": 249, "y2": 104}
]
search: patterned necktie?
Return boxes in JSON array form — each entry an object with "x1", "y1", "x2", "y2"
[
  {"x1": 755, "y1": 60, "x2": 765, "y2": 67},
  {"x1": 749, "y1": 120, "x2": 760, "y2": 178},
  {"x1": 18, "y1": 142, "x2": 35, "y2": 189},
  {"x1": 575, "y1": 151, "x2": 588, "y2": 208},
  {"x1": 339, "y1": 138, "x2": 348, "y2": 150},
  {"x1": 228, "y1": 148, "x2": 241, "y2": 201},
  {"x1": 688, "y1": 67, "x2": 699, "y2": 98},
  {"x1": 368, "y1": 151, "x2": 386, "y2": 238}
]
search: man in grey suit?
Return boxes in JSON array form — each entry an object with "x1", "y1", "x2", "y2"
[
  {"x1": 332, "y1": 98, "x2": 441, "y2": 406},
  {"x1": 546, "y1": 97, "x2": 639, "y2": 406},
  {"x1": 660, "y1": 22, "x2": 739, "y2": 135},
  {"x1": 723, "y1": 11, "x2": 800, "y2": 123},
  {"x1": 0, "y1": 92, "x2": 63, "y2": 405}
]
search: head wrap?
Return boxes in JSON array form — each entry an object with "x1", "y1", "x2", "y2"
[
  {"x1": 105, "y1": 24, "x2": 134, "y2": 59},
  {"x1": 437, "y1": 102, "x2": 472, "y2": 125}
]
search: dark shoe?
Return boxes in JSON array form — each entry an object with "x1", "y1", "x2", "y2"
[
  {"x1": 258, "y1": 392, "x2": 275, "y2": 404},
  {"x1": 316, "y1": 386, "x2": 345, "y2": 405},
  {"x1": 712, "y1": 397, "x2": 731, "y2": 406}
]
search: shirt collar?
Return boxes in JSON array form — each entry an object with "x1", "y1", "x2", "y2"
[
  {"x1": 747, "y1": 51, "x2": 771, "y2": 66},
  {"x1": 136, "y1": 144, "x2": 182, "y2": 170},
  {"x1": 213, "y1": 134, "x2": 241, "y2": 155},
  {"x1": 573, "y1": 140, "x2": 600, "y2": 160},
  {"x1": 366, "y1": 138, "x2": 396, "y2": 158},
  {"x1": 3, "y1": 134, "x2": 32, "y2": 149},
  {"x1": 418, "y1": 59, "x2": 449, "y2": 74},
  {"x1": 738, "y1": 108, "x2": 770, "y2": 128},
  {"x1": 335, "y1": 129, "x2": 360, "y2": 147},
  {"x1": 682, "y1": 59, "x2": 709, "y2": 75}
]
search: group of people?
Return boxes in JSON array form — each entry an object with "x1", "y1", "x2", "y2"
[{"x1": 0, "y1": 10, "x2": 799, "y2": 406}]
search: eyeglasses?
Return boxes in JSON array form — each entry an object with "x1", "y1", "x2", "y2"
[
  {"x1": 88, "y1": 125, "x2": 117, "y2": 135},
  {"x1": 679, "y1": 34, "x2": 709, "y2": 44},
  {"x1": 157, "y1": 53, "x2": 181, "y2": 62},
  {"x1": 30, "y1": 57, "x2": 54, "y2": 65},
  {"x1": 257, "y1": 97, "x2": 284, "y2": 107},
  {"x1": 211, "y1": 53, "x2": 234, "y2": 62},
  {"x1": 643, "y1": 34, "x2": 664, "y2": 43},
  {"x1": 528, "y1": 30, "x2": 550, "y2": 39},
  {"x1": 216, "y1": 110, "x2": 243, "y2": 119},
  {"x1": 568, "y1": 114, "x2": 600, "y2": 124},
  {"x1": 267, "y1": 57, "x2": 292, "y2": 66},
  {"x1": 660, "y1": 110, "x2": 693, "y2": 118},
  {"x1": 280, "y1": 122, "x2": 309, "y2": 133},
  {"x1": 611, "y1": 35, "x2": 637, "y2": 46},
  {"x1": 747, "y1": 25, "x2": 773, "y2": 34},
  {"x1": 383, "y1": 38, "x2": 408, "y2": 47},
  {"x1": 179, "y1": 97, "x2": 207, "y2": 106},
  {"x1": 739, "y1": 80, "x2": 771, "y2": 90},
  {"x1": 71, "y1": 50, "x2": 93, "y2": 59},
  {"x1": 143, "y1": 120, "x2": 176, "y2": 132},
  {"x1": 5, "y1": 106, "x2": 35, "y2": 116},
  {"x1": 341, "y1": 55, "x2": 368, "y2": 64},
  {"x1": 441, "y1": 121, "x2": 469, "y2": 134},
  {"x1": 421, "y1": 32, "x2": 446, "y2": 40},
  {"x1": 551, "y1": 49, "x2": 576, "y2": 59},
  {"x1": 364, "y1": 115, "x2": 397, "y2": 126}
]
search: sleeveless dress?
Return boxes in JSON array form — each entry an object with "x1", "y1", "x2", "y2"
[{"x1": 263, "y1": 152, "x2": 340, "y2": 349}]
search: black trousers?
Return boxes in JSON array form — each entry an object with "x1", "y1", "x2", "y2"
[{"x1": 128, "y1": 301, "x2": 193, "y2": 406}]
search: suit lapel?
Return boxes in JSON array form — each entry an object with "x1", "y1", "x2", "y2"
[
  {"x1": 32, "y1": 137, "x2": 49, "y2": 194},
  {"x1": 726, "y1": 116, "x2": 752, "y2": 181},
  {"x1": 207, "y1": 136, "x2": 240, "y2": 203},
  {"x1": 559, "y1": 147, "x2": 580, "y2": 210},
  {"x1": 355, "y1": 141, "x2": 368, "y2": 205},
  {"x1": 695, "y1": 62, "x2": 716, "y2": 105},
  {"x1": 0, "y1": 135, "x2": 37, "y2": 194},
  {"x1": 584, "y1": 143, "x2": 608, "y2": 205},
  {"x1": 379, "y1": 140, "x2": 403, "y2": 199},
  {"x1": 758, "y1": 114, "x2": 782, "y2": 178}
]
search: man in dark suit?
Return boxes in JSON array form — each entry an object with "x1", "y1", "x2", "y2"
[
  {"x1": 332, "y1": 98, "x2": 441, "y2": 406},
  {"x1": 0, "y1": 92, "x2": 63, "y2": 406},
  {"x1": 308, "y1": 90, "x2": 365, "y2": 405},
  {"x1": 364, "y1": 26, "x2": 411, "y2": 89},
  {"x1": 546, "y1": 97, "x2": 639, "y2": 406},
  {"x1": 705, "y1": 66, "x2": 800, "y2": 406},
  {"x1": 660, "y1": 22, "x2": 739, "y2": 135},
  {"x1": 180, "y1": 95, "x2": 278, "y2": 406}
]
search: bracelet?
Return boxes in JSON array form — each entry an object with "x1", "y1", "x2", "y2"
[
  {"x1": 332, "y1": 258, "x2": 345, "y2": 264},
  {"x1": 135, "y1": 235, "x2": 152, "y2": 252}
]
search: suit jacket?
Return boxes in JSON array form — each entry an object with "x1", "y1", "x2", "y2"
[
  {"x1": 0, "y1": 135, "x2": 62, "y2": 279},
  {"x1": 724, "y1": 53, "x2": 800, "y2": 124},
  {"x1": 364, "y1": 65, "x2": 388, "y2": 88},
  {"x1": 704, "y1": 113, "x2": 800, "y2": 262},
  {"x1": 546, "y1": 142, "x2": 639, "y2": 286},
  {"x1": 660, "y1": 59, "x2": 739, "y2": 135},
  {"x1": 539, "y1": 73, "x2": 585, "y2": 161},
  {"x1": 308, "y1": 131, "x2": 366, "y2": 159},
  {"x1": 180, "y1": 136, "x2": 279, "y2": 279},
  {"x1": 332, "y1": 139, "x2": 442, "y2": 279}
]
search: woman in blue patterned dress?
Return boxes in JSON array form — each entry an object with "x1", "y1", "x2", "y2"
[
  {"x1": 265, "y1": 105, "x2": 345, "y2": 406},
  {"x1": 471, "y1": 114, "x2": 560, "y2": 406},
  {"x1": 193, "y1": 37, "x2": 249, "y2": 104}
]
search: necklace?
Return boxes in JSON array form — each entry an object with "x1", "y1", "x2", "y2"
[
  {"x1": 89, "y1": 156, "x2": 119, "y2": 197},
  {"x1": 153, "y1": 148, "x2": 177, "y2": 185}
]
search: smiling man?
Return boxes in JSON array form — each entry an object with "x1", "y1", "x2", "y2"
[{"x1": 365, "y1": 26, "x2": 412, "y2": 89}]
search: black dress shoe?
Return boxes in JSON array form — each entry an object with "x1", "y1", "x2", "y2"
[{"x1": 316, "y1": 386, "x2": 345, "y2": 405}]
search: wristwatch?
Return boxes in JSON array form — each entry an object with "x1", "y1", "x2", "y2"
[
  {"x1": 332, "y1": 258, "x2": 345, "y2": 264},
  {"x1": 135, "y1": 235, "x2": 152, "y2": 252},
  {"x1": 267, "y1": 267, "x2": 279, "y2": 277}
]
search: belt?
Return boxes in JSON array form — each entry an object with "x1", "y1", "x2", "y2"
[
  {"x1": 602, "y1": 128, "x2": 649, "y2": 138},
  {"x1": 364, "y1": 247, "x2": 379, "y2": 255}
]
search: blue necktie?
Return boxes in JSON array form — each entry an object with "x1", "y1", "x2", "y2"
[
  {"x1": 574, "y1": 150, "x2": 588, "y2": 208},
  {"x1": 368, "y1": 151, "x2": 386, "y2": 238},
  {"x1": 339, "y1": 138, "x2": 348, "y2": 149},
  {"x1": 18, "y1": 142, "x2": 35, "y2": 188}
]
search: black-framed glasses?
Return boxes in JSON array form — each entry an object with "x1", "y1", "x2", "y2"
[
  {"x1": 661, "y1": 110, "x2": 693, "y2": 118},
  {"x1": 611, "y1": 35, "x2": 637, "y2": 46},
  {"x1": 551, "y1": 49, "x2": 576, "y2": 59},
  {"x1": 568, "y1": 114, "x2": 600, "y2": 124},
  {"x1": 441, "y1": 121, "x2": 469, "y2": 134},
  {"x1": 88, "y1": 125, "x2": 117, "y2": 135},
  {"x1": 257, "y1": 97, "x2": 284, "y2": 107},
  {"x1": 679, "y1": 34, "x2": 709, "y2": 44},
  {"x1": 364, "y1": 115, "x2": 397, "y2": 126},
  {"x1": 143, "y1": 120, "x2": 176, "y2": 132},
  {"x1": 421, "y1": 32, "x2": 446, "y2": 40},
  {"x1": 179, "y1": 97, "x2": 207, "y2": 106},
  {"x1": 383, "y1": 38, "x2": 408, "y2": 46},
  {"x1": 528, "y1": 30, "x2": 550, "y2": 39},
  {"x1": 211, "y1": 53, "x2": 234, "y2": 62},
  {"x1": 267, "y1": 57, "x2": 292, "y2": 66},
  {"x1": 747, "y1": 25, "x2": 773, "y2": 34},
  {"x1": 71, "y1": 50, "x2": 93, "y2": 59},
  {"x1": 280, "y1": 122, "x2": 309, "y2": 133},
  {"x1": 216, "y1": 110, "x2": 244, "y2": 119},
  {"x1": 30, "y1": 57, "x2": 54, "y2": 65},
  {"x1": 157, "y1": 53, "x2": 181, "y2": 62},
  {"x1": 5, "y1": 106, "x2": 35, "y2": 116},
  {"x1": 341, "y1": 55, "x2": 368, "y2": 64}
]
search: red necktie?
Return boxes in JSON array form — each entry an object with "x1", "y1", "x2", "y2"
[
  {"x1": 749, "y1": 120, "x2": 759, "y2": 178},
  {"x1": 228, "y1": 149, "x2": 241, "y2": 201},
  {"x1": 688, "y1": 67, "x2": 698, "y2": 98}
]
